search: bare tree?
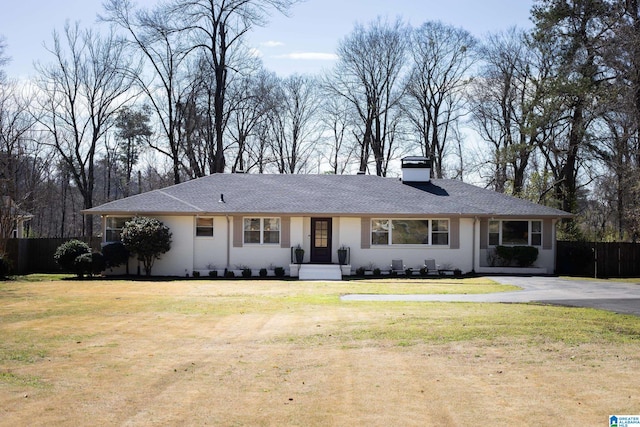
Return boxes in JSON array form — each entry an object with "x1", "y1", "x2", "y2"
[
  {"x1": 102, "y1": 0, "x2": 189, "y2": 184},
  {"x1": 35, "y1": 23, "x2": 137, "y2": 237},
  {"x1": 0, "y1": 36, "x2": 9, "y2": 83},
  {"x1": 320, "y1": 95, "x2": 357, "y2": 174},
  {"x1": 0, "y1": 81, "x2": 39, "y2": 252},
  {"x1": 268, "y1": 74, "x2": 322, "y2": 173},
  {"x1": 469, "y1": 28, "x2": 544, "y2": 195},
  {"x1": 227, "y1": 68, "x2": 276, "y2": 173},
  {"x1": 403, "y1": 21, "x2": 476, "y2": 178},
  {"x1": 169, "y1": 0, "x2": 300, "y2": 173},
  {"x1": 589, "y1": 0, "x2": 640, "y2": 240},
  {"x1": 0, "y1": 84, "x2": 37, "y2": 199},
  {"x1": 330, "y1": 17, "x2": 408, "y2": 176}
]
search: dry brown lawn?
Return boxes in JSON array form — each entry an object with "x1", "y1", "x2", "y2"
[{"x1": 1, "y1": 277, "x2": 639, "y2": 426}]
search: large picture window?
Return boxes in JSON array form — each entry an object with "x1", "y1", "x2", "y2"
[
  {"x1": 371, "y1": 219, "x2": 449, "y2": 246},
  {"x1": 105, "y1": 217, "x2": 131, "y2": 242},
  {"x1": 244, "y1": 217, "x2": 280, "y2": 244},
  {"x1": 392, "y1": 219, "x2": 429, "y2": 244},
  {"x1": 488, "y1": 220, "x2": 542, "y2": 246}
]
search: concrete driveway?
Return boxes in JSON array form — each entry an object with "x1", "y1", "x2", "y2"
[{"x1": 341, "y1": 276, "x2": 640, "y2": 316}]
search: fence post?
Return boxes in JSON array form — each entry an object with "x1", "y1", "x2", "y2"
[
  {"x1": 618, "y1": 244, "x2": 621, "y2": 277},
  {"x1": 593, "y1": 244, "x2": 597, "y2": 279}
]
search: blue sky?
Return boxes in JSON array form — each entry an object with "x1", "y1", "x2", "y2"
[{"x1": 1, "y1": 0, "x2": 534, "y2": 79}]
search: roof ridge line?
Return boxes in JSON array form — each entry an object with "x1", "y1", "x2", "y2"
[{"x1": 157, "y1": 190, "x2": 204, "y2": 212}]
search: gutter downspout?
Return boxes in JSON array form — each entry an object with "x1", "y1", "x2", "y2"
[
  {"x1": 225, "y1": 214, "x2": 231, "y2": 270},
  {"x1": 472, "y1": 217, "x2": 478, "y2": 274},
  {"x1": 552, "y1": 218, "x2": 558, "y2": 274}
]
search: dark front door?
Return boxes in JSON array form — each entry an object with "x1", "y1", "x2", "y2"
[{"x1": 311, "y1": 218, "x2": 332, "y2": 263}]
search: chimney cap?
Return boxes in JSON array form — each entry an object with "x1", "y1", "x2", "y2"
[{"x1": 401, "y1": 156, "x2": 432, "y2": 168}]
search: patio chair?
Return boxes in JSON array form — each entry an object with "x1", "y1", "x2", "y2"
[
  {"x1": 390, "y1": 259, "x2": 406, "y2": 274},
  {"x1": 423, "y1": 259, "x2": 440, "y2": 276}
]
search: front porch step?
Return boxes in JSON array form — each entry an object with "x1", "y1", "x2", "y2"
[{"x1": 298, "y1": 264, "x2": 343, "y2": 281}]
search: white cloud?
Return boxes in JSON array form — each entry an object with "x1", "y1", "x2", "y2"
[
  {"x1": 261, "y1": 40, "x2": 285, "y2": 48},
  {"x1": 274, "y1": 52, "x2": 338, "y2": 61}
]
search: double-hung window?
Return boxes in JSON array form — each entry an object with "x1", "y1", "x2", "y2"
[
  {"x1": 371, "y1": 219, "x2": 449, "y2": 246},
  {"x1": 371, "y1": 219, "x2": 390, "y2": 245},
  {"x1": 489, "y1": 220, "x2": 542, "y2": 246},
  {"x1": 244, "y1": 217, "x2": 280, "y2": 244},
  {"x1": 105, "y1": 217, "x2": 131, "y2": 242},
  {"x1": 431, "y1": 220, "x2": 449, "y2": 245},
  {"x1": 196, "y1": 217, "x2": 214, "y2": 237}
]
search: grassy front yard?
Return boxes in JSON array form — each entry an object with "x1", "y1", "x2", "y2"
[{"x1": 1, "y1": 277, "x2": 639, "y2": 425}]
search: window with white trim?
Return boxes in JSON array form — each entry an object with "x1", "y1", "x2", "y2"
[
  {"x1": 371, "y1": 219, "x2": 449, "y2": 246},
  {"x1": 244, "y1": 217, "x2": 280, "y2": 244},
  {"x1": 531, "y1": 221, "x2": 542, "y2": 246},
  {"x1": 431, "y1": 219, "x2": 449, "y2": 245},
  {"x1": 196, "y1": 217, "x2": 214, "y2": 237},
  {"x1": 371, "y1": 219, "x2": 390, "y2": 245},
  {"x1": 105, "y1": 217, "x2": 131, "y2": 242},
  {"x1": 489, "y1": 220, "x2": 500, "y2": 246},
  {"x1": 488, "y1": 220, "x2": 542, "y2": 246}
]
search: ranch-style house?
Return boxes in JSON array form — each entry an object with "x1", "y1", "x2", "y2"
[{"x1": 84, "y1": 157, "x2": 571, "y2": 280}]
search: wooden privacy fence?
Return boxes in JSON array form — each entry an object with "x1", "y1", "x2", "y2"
[
  {"x1": 556, "y1": 241, "x2": 640, "y2": 278},
  {"x1": 5, "y1": 237, "x2": 102, "y2": 275}
]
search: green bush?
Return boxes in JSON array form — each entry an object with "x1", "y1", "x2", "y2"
[
  {"x1": 102, "y1": 242, "x2": 130, "y2": 269},
  {"x1": 73, "y1": 252, "x2": 105, "y2": 278},
  {"x1": 208, "y1": 270, "x2": 218, "y2": 278},
  {"x1": 259, "y1": 268, "x2": 268, "y2": 277},
  {"x1": 274, "y1": 267, "x2": 285, "y2": 277},
  {"x1": 513, "y1": 246, "x2": 539, "y2": 267},
  {"x1": 0, "y1": 256, "x2": 12, "y2": 279},
  {"x1": 242, "y1": 268, "x2": 252, "y2": 278},
  {"x1": 495, "y1": 245, "x2": 514, "y2": 266},
  {"x1": 54, "y1": 240, "x2": 91, "y2": 272},
  {"x1": 495, "y1": 245, "x2": 538, "y2": 267}
]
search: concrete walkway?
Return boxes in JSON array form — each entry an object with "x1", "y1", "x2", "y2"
[{"x1": 341, "y1": 276, "x2": 640, "y2": 316}]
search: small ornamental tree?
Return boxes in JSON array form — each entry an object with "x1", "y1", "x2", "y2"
[{"x1": 120, "y1": 217, "x2": 172, "y2": 276}]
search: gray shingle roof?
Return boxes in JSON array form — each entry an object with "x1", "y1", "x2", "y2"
[{"x1": 84, "y1": 174, "x2": 571, "y2": 218}]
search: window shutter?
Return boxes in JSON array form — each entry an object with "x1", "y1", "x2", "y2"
[
  {"x1": 543, "y1": 219, "x2": 552, "y2": 250},
  {"x1": 233, "y1": 216, "x2": 242, "y2": 247},
  {"x1": 480, "y1": 218, "x2": 488, "y2": 249},
  {"x1": 449, "y1": 218, "x2": 460, "y2": 249},
  {"x1": 361, "y1": 217, "x2": 370, "y2": 249},
  {"x1": 280, "y1": 217, "x2": 290, "y2": 248}
]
